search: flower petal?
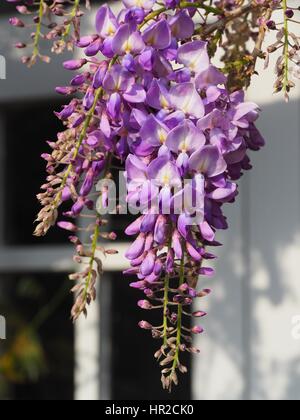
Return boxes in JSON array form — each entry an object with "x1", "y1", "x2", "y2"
[
  {"x1": 166, "y1": 119, "x2": 205, "y2": 154},
  {"x1": 140, "y1": 115, "x2": 169, "y2": 148},
  {"x1": 143, "y1": 20, "x2": 172, "y2": 50},
  {"x1": 169, "y1": 10, "x2": 195, "y2": 40},
  {"x1": 123, "y1": 84, "x2": 146, "y2": 103},
  {"x1": 189, "y1": 145, "x2": 227, "y2": 177},
  {"x1": 96, "y1": 5, "x2": 118, "y2": 38},
  {"x1": 112, "y1": 24, "x2": 145, "y2": 55},
  {"x1": 123, "y1": 0, "x2": 155, "y2": 9},
  {"x1": 177, "y1": 41, "x2": 209, "y2": 74},
  {"x1": 170, "y1": 83, "x2": 204, "y2": 118},
  {"x1": 148, "y1": 155, "x2": 182, "y2": 188}
]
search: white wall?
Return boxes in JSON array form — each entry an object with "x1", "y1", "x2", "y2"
[{"x1": 193, "y1": 18, "x2": 300, "y2": 400}]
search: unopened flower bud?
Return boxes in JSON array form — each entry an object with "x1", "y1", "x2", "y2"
[
  {"x1": 197, "y1": 288, "x2": 212, "y2": 298},
  {"x1": 138, "y1": 320, "x2": 153, "y2": 330},
  {"x1": 15, "y1": 42, "x2": 26, "y2": 49},
  {"x1": 191, "y1": 326, "x2": 204, "y2": 334},
  {"x1": 63, "y1": 59, "x2": 87, "y2": 71},
  {"x1": 266, "y1": 20, "x2": 276, "y2": 30},
  {"x1": 285, "y1": 9, "x2": 294, "y2": 19},
  {"x1": 9, "y1": 17, "x2": 25, "y2": 27},
  {"x1": 192, "y1": 311, "x2": 207, "y2": 318},
  {"x1": 138, "y1": 300, "x2": 152, "y2": 310},
  {"x1": 57, "y1": 221, "x2": 77, "y2": 232}
]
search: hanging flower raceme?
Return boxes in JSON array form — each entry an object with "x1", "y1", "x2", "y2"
[
  {"x1": 122, "y1": 36, "x2": 264, "y2": 389},
  {"x1": 27, "y1": 0, "x2": 300, "y2": 391},
  {"x1": 6, "y1": 0, "x2": 91, "y2": 65}
]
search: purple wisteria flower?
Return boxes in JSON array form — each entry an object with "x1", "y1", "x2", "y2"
[
  {"x1": 123, "y1": 0, "x2": 156, "y2": 10},
  {"x1": 33, "y1": 1, "x2": 265, "y2": 391}
]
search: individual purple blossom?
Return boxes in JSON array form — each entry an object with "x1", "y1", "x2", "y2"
[
  {"x1": 147, "y1": 155, "x2": 182, "y2": 189},
  {"x1": 96, "y1": 5, "x2": 118, "y2": 38},
  {"x1": 166, "y1": 120, "x2": 205, "y2": 156},
  {"x1": 170, "y1": 82, "x2": 205, "y2": 118},
  {"x1": 169, "y1": 10, "x2": 195, "y2": 40},
  {"x1": 143, "y1": 20, "x2": 172, "y2": 50},
  {"x1": 123, "y1": 0, "x2": 155, "y2": 10},
  {"x1": 189, "y1": 145, "x2": 227, "y2": 178},
  {"x1": 137, "y1": 115, "x2": 170, "y2": 156},
  {"x1": 103, "y1": 64, "x2": 146, "y2": 103},
  {"x1": 146, "y1": 79, "x2": 172, "y2": 110},
  {"x1": 177, "y1": 41, "x2": 210, "y2": 74},
  {"x1": 112, "y1": 24, "x2": 145, "y2": 56}
]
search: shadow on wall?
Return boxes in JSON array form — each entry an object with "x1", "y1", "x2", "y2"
[{"x1": 193, "y1": 98, "x2": 300, "y2": 401}]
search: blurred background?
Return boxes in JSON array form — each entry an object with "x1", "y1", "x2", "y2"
[{"x1": 0, "y1": 1, "x2": 299, "y2": 401}]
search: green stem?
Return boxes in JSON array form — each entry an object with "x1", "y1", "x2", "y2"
[
  {"x1": 33, "y1": 0, "x2": 44, "y2": 58},
  {"x1": 53, "y1": 55, "x2": 119, "y2": 209},
  {"x1": 163, "y1": 274, "x2": 170, "y2": 346},
  {"x1": 63, "y1": 0, "x2": 80, "y2": 39},
  {"x1": 82, "y1": 222, "x2": 100, "y2": 301},
  {"x1": 179, "y1": 1, "x2": 222, "y2": 15},
  {"x1": 283, "y1": 0, "x2": 289, "y2": 93},
  {"x1": 53, "y1": 87, "x2": 103, "y2": 208},
  {"x1": 171, "y1": 255, "x2": 185, "y2": 374},
  {"x1": 138, "y1": 6, "x2": 167, "y2": 29},
  {"x1": 139, "y1": 1, "x2": 221, "y2": 30}
]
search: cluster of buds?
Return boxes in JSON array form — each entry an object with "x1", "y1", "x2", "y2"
[
  {"x1": 136, "y1": 256, "x2": 212, "y2": 390},
  {"x1": 264, "y1": 2, "x2": 300, "y2": 100},
  {"x1": 7, "y1": 0, "x2": 90, "y2": 66}
]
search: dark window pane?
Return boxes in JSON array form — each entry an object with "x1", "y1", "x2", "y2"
[
  {"x1": 2, "y1": 99, "x2": 69, "y2": 245},
  {"x1": 0, "y1": 272, "x2": 74, "y2": 401},
  {"x1": 108, "y1": 272, "x2": 192, "y2": 400},
  {"x1": 0, "y1": 3, "x2": 15, "y2": 14}
]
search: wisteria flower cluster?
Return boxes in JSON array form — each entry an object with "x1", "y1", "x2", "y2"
[{"x1": 6, "y1": 0, "x2": 300, "y2": 391}]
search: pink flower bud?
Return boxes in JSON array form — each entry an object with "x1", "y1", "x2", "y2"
[
  {"x1": 138, "y1": 320, "x2": 153, "y2": 330},
  {"x1": 9, "y1": 17, "x2": 25, "y2": 27},
  {"x1": 16, "y1": 6, "x2": 30, "y2": 14},
  {"x1": 138, "y1": 300, "x2": 152, "y2": 309},
  {"x1": 192, "y1": 311, "x2": 207, "y2": 318},
  {"x1": 191, "y1": 326, "x2": 204, "y2": 334},
  {"x1": 197, "y1": 288, "x2": 212, "y2": 298},
  {"x1": 178, "y1": 283, "x2": 189, "y2": 292},
  {"x1": 57, "y1": 221, "x2": 77, "y2": 232}
]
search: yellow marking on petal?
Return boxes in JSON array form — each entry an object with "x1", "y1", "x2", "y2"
[
  {"x1": 122, "y1": 40, "x2": 132, "y2": 54},
  {"x1": 107, "y1": 23, "x2": 116, "y2": 36},
  {"x1": 179, "y1": 140, "x2": 188, "y2": 152},
  {"x1": 158, "y1": 129, "x2": 167, "y2": 144},
  {"x1": 160, "y1": 95, "x2": 169, "y2": 109},
  {"x1": 197, "y1": 159, "x2": 209, "y2": 174},
  {"x1": 162, "y1": 174, "x2": 171, "y2": 185},
  {"x1": 158, "y1": 167, "x2": 172, "y2": 186},
  {"x1": 189, "y1": 55, "x2": 200, "y2": 72},
  {"x1": 115, "y1": 76, "x2": 121, "y2": 91}
]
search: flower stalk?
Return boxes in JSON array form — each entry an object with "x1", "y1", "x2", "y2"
[
  {"x1": 282, "y1": 0, "x2": 290, "y2": 99},
  {"x1": 63, "y1": 0, "x2": 81, "y2": 40},
  {"x1": 52, "y1": 87, "x2": 104, "y2": 209},
  {"x1": 170, "y1": 256, "x2": 185, "y2": 386},
  {"x1": 31, "y1": 0, "x2": 44, "y2": 65},
  {"x1": 163, "y1": 274, "x2": 170, "y2": 346}
]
